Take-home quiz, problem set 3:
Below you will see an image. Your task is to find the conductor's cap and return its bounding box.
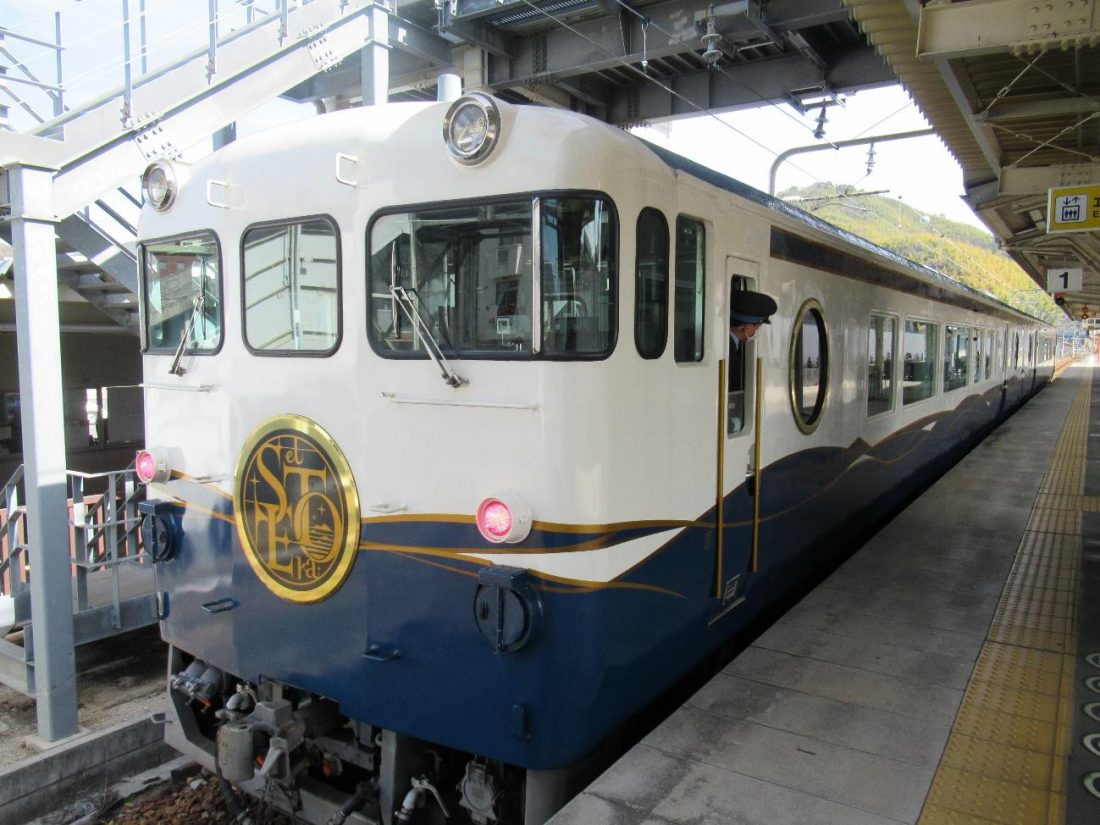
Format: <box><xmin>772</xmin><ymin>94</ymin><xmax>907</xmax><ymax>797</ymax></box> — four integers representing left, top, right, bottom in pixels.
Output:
<box><xmin>730</xmin><ymin>290</ymin><xmax>777</xmax><ymax>325</ymax></box>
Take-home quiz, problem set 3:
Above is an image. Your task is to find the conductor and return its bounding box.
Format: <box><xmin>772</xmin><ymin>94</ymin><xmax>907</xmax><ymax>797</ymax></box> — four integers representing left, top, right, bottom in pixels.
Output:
<box><xmin>728</xmin><ymin>290</ymin><xmax>777</xmax><ymax>434</ymax></box>
<box><xmin>729</xmin><ymin>289</ymin><xmax>777</xmax><ymax>350</ymax></box>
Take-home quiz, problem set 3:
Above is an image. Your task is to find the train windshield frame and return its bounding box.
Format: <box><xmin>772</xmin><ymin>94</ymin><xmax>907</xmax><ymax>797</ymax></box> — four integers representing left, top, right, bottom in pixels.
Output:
<box><xmin>140</xmin><ymin>231</ymin><xmax>223</xmax><ymax>355</ymax></box>
<box><xmin>367</xmin><ymin>192</ymin><xmax>617</xmax><ymax>360</ymax></box>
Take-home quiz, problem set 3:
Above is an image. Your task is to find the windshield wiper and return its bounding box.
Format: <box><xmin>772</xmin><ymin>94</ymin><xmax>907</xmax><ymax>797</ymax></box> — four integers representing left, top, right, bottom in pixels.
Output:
<box><xmin>169</xmin><ymin>293</ymin><xmax>204</xmax><ymax>376</ymax></box>
<box><xmin>390</xmin><ymin>285</ymin><xmax>468</xmax><ymax>388</ymax></box>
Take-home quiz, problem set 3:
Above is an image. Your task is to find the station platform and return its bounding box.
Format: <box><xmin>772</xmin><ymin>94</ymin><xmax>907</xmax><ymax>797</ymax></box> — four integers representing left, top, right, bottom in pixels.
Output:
<box><xmin>550</xmin><ymin>361</ymin><xmax>1100</xmax><ymax>825</ymax></box>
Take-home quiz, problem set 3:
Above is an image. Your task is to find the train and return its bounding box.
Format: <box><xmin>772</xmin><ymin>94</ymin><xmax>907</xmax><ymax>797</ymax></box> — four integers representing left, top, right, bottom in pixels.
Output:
<box><xmin>134</xmin><ymin>91</ymin><xmax>1055</xmax><ymax>825</ymax></box>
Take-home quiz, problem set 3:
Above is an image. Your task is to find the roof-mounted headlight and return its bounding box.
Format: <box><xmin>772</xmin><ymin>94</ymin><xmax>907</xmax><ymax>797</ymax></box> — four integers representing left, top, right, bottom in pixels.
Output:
<box><xmin>142</xmin><ymin>161</ymin><xmax>178</xmax><ymax>211</ymax></box>
<box><xmin>443</xmin><ymin>93</ymin><xmax>502</xmax><ymax>165</ymax></box>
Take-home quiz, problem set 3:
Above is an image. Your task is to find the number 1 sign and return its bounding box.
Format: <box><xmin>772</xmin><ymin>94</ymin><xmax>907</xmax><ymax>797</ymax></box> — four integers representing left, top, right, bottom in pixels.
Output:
<box><xmin>1047</xmin><ymin>268</ymin><xmax>1083</xmax><ymax>293</ymax></box>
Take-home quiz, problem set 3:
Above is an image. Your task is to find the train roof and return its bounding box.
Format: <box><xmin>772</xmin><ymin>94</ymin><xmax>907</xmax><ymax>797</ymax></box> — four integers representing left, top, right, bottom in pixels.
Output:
<box><xmin>641</xmin><ymin>140</ymin><xmax>1048</xmax><ymax>327</ymax></box>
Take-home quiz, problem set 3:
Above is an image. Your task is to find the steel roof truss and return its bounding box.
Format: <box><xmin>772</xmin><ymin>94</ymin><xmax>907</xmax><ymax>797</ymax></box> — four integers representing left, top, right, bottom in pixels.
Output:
<box><xmin>917</xmin><ymin>0</ymin><xmax>1100</xmax><ymax>60</ymax></box>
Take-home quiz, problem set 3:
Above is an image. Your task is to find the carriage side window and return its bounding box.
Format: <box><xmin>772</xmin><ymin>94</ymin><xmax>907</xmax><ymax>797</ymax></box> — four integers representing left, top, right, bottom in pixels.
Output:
<box><xmin>635</xmin><ymin>208</ymin><xmax>669</xmax><ymax>359</ymax></box>
<box><xmin>674</xmin><ymin>216</ymin><xmax>705</xmax><ymax>363</ymax></box>
<box><xmin>903</xmin><ymin>320</ymin><xmax>937</xmax><ymax>404</ymax></box>
<box><xmin>867</xmin><ymin>313</ymin><xmax>896</xmax><ymax>417</ymax></box>
<box><xmin>541</xmin><ymin>197</ymin><xmax>616</xmax><ymax>356</ymax></box>
<box><xmin>972</xmin><ymin>329</ymin><xmax>984</xmax><ymax>383</ymax></box>
<box><xmin>944</xmin><ymin>324</ymin><xmax>968</xmax><ymax>391</ymax></box>
<box><xmin>243</xmin><ymin>217</ymin><xmax>339</xmax><ymax>354</ymax></box>
<box><xmin>142</xmin><ymin>232</ymin><xmax>222</xmax><ymax>354</ymax></box>
<box><xmin>985</xmin><ymin>330</ymin><xmax>994</xmax><ymax>379</ymax></box>
<box><xmin>790</xmin><ymin>300</ymin><xmax>828</xmax><ymax>432</ymax></box>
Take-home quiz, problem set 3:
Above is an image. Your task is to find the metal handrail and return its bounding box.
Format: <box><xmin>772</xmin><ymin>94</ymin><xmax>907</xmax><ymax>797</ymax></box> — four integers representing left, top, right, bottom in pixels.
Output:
<box><xmin>0</xmin><ymin>465</ymin><xmax>28</xmax><ymax>599</ymax></box>
<box><xmin>69</xmin><ymin>464</ymin><xmax>146</xmax><ymax>626</ymax></box>
<box><xmin>16</xmin><ymin>0</ymin><xmax>312</xmax><ymax>135</ymax></box>
<box><xmin>1</xmin><ymin>462</ymin><xmax>148</xmax><ymax>610</ymax></box>
<box><xmin>69</xmin><ymin>464</ymin><xmax>145</xmax><ymax>565</ymax></box>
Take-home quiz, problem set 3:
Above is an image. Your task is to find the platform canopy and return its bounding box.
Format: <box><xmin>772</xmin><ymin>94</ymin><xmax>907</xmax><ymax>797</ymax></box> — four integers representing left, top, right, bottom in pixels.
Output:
<box><xmin>286</xmin><ymin>0</ymin><xmax>896</xmax><ymax>123</ymax></box>
<box><xmin>846</xmin><ymin>0</ymin><xmax>1100</xmax><ymax>323</ymax></box>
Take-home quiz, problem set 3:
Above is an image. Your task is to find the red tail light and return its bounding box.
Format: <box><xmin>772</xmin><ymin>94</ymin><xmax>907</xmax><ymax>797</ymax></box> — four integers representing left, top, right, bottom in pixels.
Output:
<box><xmin>135</xmin><ymin>449</ymin><xmax>171</xmax><ymax>484</ymax></box>
<box><xmin>475</xmin><ymin>492</ymin><xmax>532</xmax><ymax>544</ymax></box>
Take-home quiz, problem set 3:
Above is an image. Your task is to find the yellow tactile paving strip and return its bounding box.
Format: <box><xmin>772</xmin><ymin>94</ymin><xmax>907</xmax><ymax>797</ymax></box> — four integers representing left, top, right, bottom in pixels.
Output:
<box><xmin>919</xmin><ymin>372</ymin><xmax>1088</xmax><ymax>825</ymax></box>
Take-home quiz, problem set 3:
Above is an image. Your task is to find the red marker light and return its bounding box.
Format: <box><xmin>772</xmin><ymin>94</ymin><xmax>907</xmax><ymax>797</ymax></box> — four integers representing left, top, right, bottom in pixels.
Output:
<box><xmin>135</xmin><ymin>449</ymin><xmax>169</xmax><ymax>484</ymax></box>
<box><xmin>478</xmin><ymin>499</ymin><xmax>513</xmax><ymax>541</ymax></box>
<box><xmin>475</xmin><ymin>492</ymin><xmax>532</xmax><ymax>544</ymax></box>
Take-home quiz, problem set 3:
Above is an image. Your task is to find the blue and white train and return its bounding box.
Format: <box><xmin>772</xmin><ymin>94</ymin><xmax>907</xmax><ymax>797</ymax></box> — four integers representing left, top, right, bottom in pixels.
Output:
<box><xmin>134</xmin><ymin>92</ymin><xmax>1054</xmax><ymax>825</ymax></box>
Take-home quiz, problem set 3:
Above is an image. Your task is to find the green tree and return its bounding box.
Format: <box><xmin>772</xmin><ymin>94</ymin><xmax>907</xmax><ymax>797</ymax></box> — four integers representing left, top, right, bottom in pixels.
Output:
<box><xmin>778</xmin><ymin>185</ymin><xmax>1061</xmax><ymax>324</ymax></box>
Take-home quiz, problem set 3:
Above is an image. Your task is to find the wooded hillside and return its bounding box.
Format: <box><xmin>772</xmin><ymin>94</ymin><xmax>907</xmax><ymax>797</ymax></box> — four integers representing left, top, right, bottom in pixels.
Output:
<box><xmin>780</xmin><ymin>183</ymin><xmax>1062</xmax><ymax>324</ymax></box>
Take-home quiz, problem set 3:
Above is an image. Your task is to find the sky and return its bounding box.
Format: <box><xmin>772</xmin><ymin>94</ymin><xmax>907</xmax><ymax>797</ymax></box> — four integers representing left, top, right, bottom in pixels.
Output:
<box><xmin>633</xmin><ymin>84</ymin><xmax>985</xmax><ymax>230</ymax></box>
<box><xmin>1</xmin><ymin>0</ymin><xmax>985</xmax><ymax>231</ymax></box>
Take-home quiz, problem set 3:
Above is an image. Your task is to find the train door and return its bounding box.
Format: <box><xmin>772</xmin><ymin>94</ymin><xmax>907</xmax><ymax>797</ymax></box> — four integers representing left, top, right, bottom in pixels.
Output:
<box><xmin>713</xmin><ymin>257</ymin><xmax>760</xmax><ymax>618</ymax></box>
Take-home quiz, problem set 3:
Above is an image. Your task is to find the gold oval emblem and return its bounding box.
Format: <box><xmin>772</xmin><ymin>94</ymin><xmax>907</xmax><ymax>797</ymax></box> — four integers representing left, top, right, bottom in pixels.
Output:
<box><xmin>234</xmin><ymin>415</ymin><xmax>360</xmax><ymax>603</ymax></box>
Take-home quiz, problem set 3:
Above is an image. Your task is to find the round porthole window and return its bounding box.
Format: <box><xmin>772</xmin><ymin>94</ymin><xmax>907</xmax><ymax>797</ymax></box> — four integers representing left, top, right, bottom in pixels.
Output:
<box><xmin>789</xmin><ymin>299</ymin><xmax>828</xmax><ymax>433</ymax></box>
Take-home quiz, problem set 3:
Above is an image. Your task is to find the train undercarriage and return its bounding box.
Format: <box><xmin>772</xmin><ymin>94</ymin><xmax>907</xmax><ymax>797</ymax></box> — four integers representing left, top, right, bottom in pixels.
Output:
<box><xmin>165</xmin><ymin>647</ymin><xmax>577</xmax><ymax>825</ymax></box>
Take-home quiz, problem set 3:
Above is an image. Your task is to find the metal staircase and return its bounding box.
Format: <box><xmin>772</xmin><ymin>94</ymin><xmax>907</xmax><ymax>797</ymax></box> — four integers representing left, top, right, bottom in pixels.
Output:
<box><xmin>55</xmin><ymin>203</ymin><xmax>141</xmax><ymax>329</ymax></box>
<box><xmin>1</xmin><ymin>0</ymin><xmax>383</xmax><ymax>329</ymax></box>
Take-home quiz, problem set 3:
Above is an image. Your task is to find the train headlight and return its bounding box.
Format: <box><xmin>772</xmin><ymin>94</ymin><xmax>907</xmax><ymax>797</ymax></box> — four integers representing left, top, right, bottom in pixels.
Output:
<box><xmin>135</xmin><ymin>448</ymin><xmax>172</xmax><ymax>484</ymax></box>
<box><xmin>142</xmin><ymin>161</ymin><xmax>178</xmax><ymax>211</ymax></box>
<box><xmin>476</xmin><ymin>492</ymin><xmax>531</xmax><ymax>544</ymax></box>
<box><xmin>443</xmin><ymin>93</ymin><xmax>501</xmax><ymax>165</ymax></box>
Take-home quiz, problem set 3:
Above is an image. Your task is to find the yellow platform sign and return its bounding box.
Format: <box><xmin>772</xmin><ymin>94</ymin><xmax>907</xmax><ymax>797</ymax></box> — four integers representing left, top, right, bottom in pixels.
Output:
<box><xmin>1048</xmin><ymin>184</ymin><xmax>1100</xmax><ymax>233</ymax></box>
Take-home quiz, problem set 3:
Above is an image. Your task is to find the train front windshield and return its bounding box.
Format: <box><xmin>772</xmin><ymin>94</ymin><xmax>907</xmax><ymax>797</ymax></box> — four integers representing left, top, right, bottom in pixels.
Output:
<box><xmin>369</xmin><ymin>196</ymin><xmax>616</xmax><ymax>358</ymax></box>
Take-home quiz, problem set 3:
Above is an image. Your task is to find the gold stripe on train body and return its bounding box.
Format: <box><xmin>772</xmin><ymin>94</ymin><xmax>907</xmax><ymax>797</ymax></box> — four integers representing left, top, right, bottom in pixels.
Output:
<box><xmin>157</xmin><ymin>395</ymin><xmax>993</xmax><ymax>597</ymax></box>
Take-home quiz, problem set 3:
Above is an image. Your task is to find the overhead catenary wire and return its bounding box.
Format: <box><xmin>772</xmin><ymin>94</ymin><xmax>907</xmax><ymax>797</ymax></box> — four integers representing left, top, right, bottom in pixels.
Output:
<box><xmin>601</xmin><ymin>0</ymin><xmax>962</xmax><ymax>228</ymax></box>
<box><xmin>512</xmin><ymin>0</ymin><xmax>936</xmax><ymax>227</ymax></box>
<box><xmin>527</xmin><ymin>6</ymin><xmax>1020</xmax><ymax>304</ymax></box>
<box><xmin>512</xmin><ymin>0</ymin><xmax>826</xmax><ymax>185</ymax></box>
<box><xmin>607</xmin><ymin>0</ymin><xmax>838</xmax><ymax>144</ymax></box>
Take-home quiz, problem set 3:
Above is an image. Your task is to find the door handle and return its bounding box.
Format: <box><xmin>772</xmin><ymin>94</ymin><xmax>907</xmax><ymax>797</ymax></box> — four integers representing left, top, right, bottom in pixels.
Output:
<box><xmin>200</xmin><ymin>597</ymin><xmax>239</xmax><ymax>613</ymax></box>
<box><xmin>364</xmin><ymin>643</ymin><xmax>402</xmax><ymax>663</ymax></box>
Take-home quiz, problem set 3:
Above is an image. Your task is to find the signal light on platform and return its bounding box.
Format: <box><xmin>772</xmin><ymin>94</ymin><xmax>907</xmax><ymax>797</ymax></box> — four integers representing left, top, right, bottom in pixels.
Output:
<box><xmin>476</xmin><ymin>492</ymin><xmax>532</xmax><ymax>544</ymax></box>
<box><xmin>135</xmin><ymin>449</ymin><xmax>171</xmax><ymax>484</ymax></box>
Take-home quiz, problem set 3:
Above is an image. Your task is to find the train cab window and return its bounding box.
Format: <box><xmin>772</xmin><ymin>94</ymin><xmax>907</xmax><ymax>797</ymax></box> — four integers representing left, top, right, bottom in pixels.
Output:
<box><xmin>635</xmin><ymin>208</ymin><xmax>669</xmax><ymax>359</ymax></box>
<box><xmin>141</xmin><ymin>232</ymin><xmax>222</xmax><ymax>354</ymax></box>
<box><xmin>944</xmin><ymin>324</ymin><xmax>969</xmax><ymax>391</ymax></box>
<box><xmin>789</xmin><ymin>300</ymin><xmax>827</xmax><ymax>432</ymax></box>
<box><xmin>368</xmin><ymin>195</ymin><xmax>616</xmax><ymax>359</ymax></box>
<box><xmin>243</xmin><ymin>217</ymin><xmax>339</xmax><ymax>354</ymax></box>
<box><xmin>673</xmin><ymin>217</ymin><xmax>705</xmax><ymax>363</ymax></box>
<box><xmin>903</xmin><ymin>319</ymin><xmax>937</xmax><ymax>404</ymax></box>
<box><xmin>867</xmin><ymin>313</ymin><xmax>896</xmax><ymax>416</ymax></box>
<box><xmin>370</xmin><ymin>199</ymin><xmax>533</xmax><ymax>356</ymax></box>
<box><xmin>540</xmin><ymin>197</ymin><xmax>616</xmax><ymax>356</ymax></box>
